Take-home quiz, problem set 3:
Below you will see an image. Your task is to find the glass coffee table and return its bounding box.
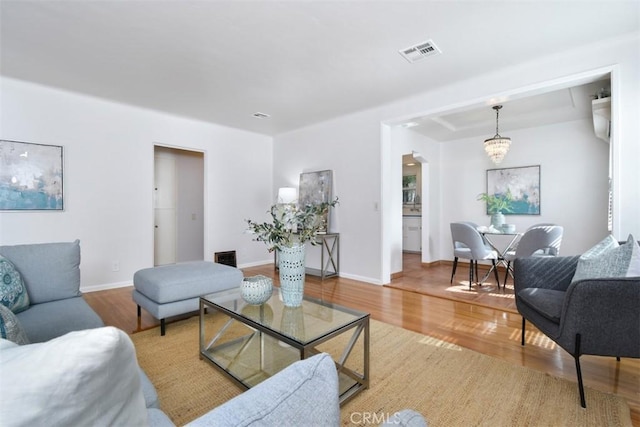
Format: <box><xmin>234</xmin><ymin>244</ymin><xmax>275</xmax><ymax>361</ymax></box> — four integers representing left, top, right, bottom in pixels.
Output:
<box><xmin>199</xmin><ymin>287</ymin><xmax>370</xmax><ymax>405</ymax></box>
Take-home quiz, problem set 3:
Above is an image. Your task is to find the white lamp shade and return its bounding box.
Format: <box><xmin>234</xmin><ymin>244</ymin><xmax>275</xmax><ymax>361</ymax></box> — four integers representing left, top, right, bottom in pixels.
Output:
<box><xmin>277</xmin><ymin>187</ymin><xmax>297</xmax><ymax>204</ymax></box>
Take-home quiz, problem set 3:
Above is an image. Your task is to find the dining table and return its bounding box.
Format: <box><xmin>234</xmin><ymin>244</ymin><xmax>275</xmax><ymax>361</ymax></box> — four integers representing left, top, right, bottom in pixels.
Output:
<box><xmin>478</xmin><ymin>228</ymin><xmax>523</xmax><ymax>284</ymax></box>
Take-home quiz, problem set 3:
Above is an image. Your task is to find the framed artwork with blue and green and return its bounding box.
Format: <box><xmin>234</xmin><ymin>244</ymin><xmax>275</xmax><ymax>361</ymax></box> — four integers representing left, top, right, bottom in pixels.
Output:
<box><xmin>486</xmin><ymin>165</ymin><xmax>540</xmax><ymax>215</ymax></box>
<box><xmin>0</xmin><ymin>140</ymin><xmax>64</xmax><ymax>211</ymax></box>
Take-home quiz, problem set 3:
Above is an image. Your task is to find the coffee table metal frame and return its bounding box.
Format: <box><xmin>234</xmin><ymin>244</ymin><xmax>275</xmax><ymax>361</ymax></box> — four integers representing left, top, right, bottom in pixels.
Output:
<box><xmin>199</xmin><ymin>288</ymin><xmax>369</xmax><ymax>405</ymax></box>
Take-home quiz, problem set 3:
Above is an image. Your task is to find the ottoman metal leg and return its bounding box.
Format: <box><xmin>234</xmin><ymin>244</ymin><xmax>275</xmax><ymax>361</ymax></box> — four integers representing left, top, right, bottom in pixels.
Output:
<box><xmin>138</xmin><ymin>303</ymin><xmax>166</xmax><ymax>336</ymax></box>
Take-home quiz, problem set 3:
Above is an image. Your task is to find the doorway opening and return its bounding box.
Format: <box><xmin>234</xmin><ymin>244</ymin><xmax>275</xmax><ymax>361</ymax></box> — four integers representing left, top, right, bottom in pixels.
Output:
<box><xmin>402</xmin><ymin>153</ymin><xmax>422</xmax><ymax>255</ymax></box>
<box><xmin>153</xmin><ymin>146</ymin><xmax>205</xmax><ymax>266</ymax></box>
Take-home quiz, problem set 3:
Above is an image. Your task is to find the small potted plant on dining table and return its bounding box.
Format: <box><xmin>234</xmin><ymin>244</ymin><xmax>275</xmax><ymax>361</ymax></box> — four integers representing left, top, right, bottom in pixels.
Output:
<box><xmin>477</xmin><ymin>190</ymin><xmax>513</xmax><ymax>229</ymax></box>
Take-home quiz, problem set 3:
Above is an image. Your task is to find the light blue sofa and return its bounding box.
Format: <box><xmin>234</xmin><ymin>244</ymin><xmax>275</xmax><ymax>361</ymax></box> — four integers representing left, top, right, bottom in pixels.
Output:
<box><xmin>0</xmin><ymin>240</ymin><xmax>104</xmax><ymax>342</ymax></box>
<box><xmin>0</xmin><ymin>241</ymin><xmax>426</xmax><ymax>427</ymax></box>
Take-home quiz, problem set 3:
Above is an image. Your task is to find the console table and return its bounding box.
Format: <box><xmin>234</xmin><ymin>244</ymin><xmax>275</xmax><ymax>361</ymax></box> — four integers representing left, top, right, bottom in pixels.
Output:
<box><xmin>306</xmin><ymin>233</ymin><xmax>339</xmax><ymax>280</ymax></box>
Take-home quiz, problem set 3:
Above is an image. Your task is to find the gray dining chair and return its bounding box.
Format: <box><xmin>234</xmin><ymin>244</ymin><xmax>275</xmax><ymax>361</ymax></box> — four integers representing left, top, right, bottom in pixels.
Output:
<box><xmin>450</xmin><ymin>222</ymin><xmax>500</xmax><ymax>290</ymax></box>
<box><xmin>503</xmin><ymin>224</ymin><xmax>564</xmax><ymax>286</ymax></box>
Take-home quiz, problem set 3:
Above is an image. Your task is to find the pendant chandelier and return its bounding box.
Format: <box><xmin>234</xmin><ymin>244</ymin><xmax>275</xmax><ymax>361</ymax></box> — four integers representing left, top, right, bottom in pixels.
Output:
<box><xmin>484</xmin><ymin>105</ymin><xmax>511</xmax><ymax>164</ymax></box>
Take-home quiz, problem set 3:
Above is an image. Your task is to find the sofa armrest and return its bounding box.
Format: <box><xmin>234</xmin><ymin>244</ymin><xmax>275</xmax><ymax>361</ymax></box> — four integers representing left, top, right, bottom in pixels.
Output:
<box><xmin>186</xmin><ymin>353</ymin><xmax>339</xmax><ymax>427</ymax></box>
<box><xmin>514</xmin><ymin>255</ymin><xmax>580</xmax><ymax>294</ymax></box>
<box><xmin>558</xmin><ymin>277</ymin><xmax>640</xmax><ymax>357</ymax></box>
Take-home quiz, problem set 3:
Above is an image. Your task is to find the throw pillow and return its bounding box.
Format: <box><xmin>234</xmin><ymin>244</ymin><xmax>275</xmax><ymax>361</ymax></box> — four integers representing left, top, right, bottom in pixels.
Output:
<box><xmin>0</xmin><ymin>255</ymin><xmax>30</xmax><ymax>313</ymax></box>
<box><xmin>572</xmin><ymin>234</ymin><xmax>640</xmax><ymax>283</ymax></box>
<box><xmin>0</xmin><ymin>327</ymin><xmax>148</xmax><ymax>426</ymax></box>
<box><xmin>0</xmin><ymin>304</ymin><xmax>30</xmax><ymax>345</ymax></box>
<box><xmin>0</xmin><ymin>338</ymin><xmax>19</xmax><ymax>350</ymax></box>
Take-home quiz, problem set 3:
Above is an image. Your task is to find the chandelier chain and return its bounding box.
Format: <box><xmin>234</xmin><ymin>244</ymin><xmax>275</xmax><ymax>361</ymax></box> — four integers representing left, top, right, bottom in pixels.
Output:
<box><xmin>493</xmin><ymin>105</ymin><xmax>502</xmax><ymax>136</ymax></box>
<box><xmin>484</xmin><ymin>105</ymin><xmax>510</xmax><ymax>165</ymax></box>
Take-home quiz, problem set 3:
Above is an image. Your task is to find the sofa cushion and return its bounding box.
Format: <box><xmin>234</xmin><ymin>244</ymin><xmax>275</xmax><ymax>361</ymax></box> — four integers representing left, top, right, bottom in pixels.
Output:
<box><xmin>15</xmin><ymin>296</ymin><xmax>104</xmax><ymax>343</ymax></box>
<box><xmin>517</xmin><ymin>288</ymin><xmax>566</xmax><ymax>323</ymax></box>
<box><xmin>0</xmin><ymin>255</ymin><xmax>30</xmax><ymax>313</ymax></box>
<box><xmin>572</xmin><ymin>234</ymin><xmax>640</xmax><ymax>283</ymax></box>
<box><xmin>0</xmin><ymin>337</ymin><xmax>19</xmax><ymax>350</ymax></box>
<box><xmin>0</xmin><ymin>304</ymin><xmax>29</xmax><ymax>345</ymax></box>
<box><xmin>0</xmin><ymin>240</ymin><xmax>81</xmax><ymax>304</ymax></box>
<box><xmin>186</xmin><ymin>353</ymin><xmax>340</xmax><ymax>427</ymax></box>
<box><xmin>0</xmin><ymin>327</ymin><xmax>148</xmax><ymax>426</ymax></box>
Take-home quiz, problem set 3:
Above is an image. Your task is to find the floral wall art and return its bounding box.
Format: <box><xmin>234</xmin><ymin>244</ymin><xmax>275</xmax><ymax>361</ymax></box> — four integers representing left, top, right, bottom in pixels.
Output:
<box><xmin>486</xmin><ymin>165</ymin><xmax>540</xmax><ymax>215</ymax></box>
<box><xmin>0</xmin><ymin>140</ymin><xmax>64</xmax><ymax>210</ymax></box>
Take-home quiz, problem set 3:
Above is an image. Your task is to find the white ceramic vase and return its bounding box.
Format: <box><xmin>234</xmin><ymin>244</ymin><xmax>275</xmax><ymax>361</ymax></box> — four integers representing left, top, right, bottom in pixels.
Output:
<box><xmin>278</xmin><ymin>243</ymin><xmax>306</xmax><ymax>307</ymax></box>
<box><xmin>491</xmin><ymin>212</ymin><xmax>505</xmax><ymax>229</ymax></box>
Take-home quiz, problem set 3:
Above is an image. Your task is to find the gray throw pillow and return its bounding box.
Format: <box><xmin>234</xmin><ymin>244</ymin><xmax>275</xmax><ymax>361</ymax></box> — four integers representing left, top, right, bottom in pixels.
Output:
<box><xmin>0</xmin><ymin>304</ymin><xmax>30</xmax><ymax>345</ymax></box>
<box><xmin>571</xmin><ymin>234</ymin><xmax>640</xmax><ymax>283</ymax></box>
<box><xmin>0</xmin><ymin>255</ymin><xmax>30</xmax><ymax>313</ymax></box>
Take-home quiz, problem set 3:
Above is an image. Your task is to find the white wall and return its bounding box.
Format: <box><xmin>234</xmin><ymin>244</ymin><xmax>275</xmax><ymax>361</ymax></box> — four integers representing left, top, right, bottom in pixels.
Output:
<box><xmin>273</xmin><ymin>113</ymin><xmax>383</xmax><ymax>284</ymax></box>
<box><xmin>0</xmin><ymin>77</ymin><xmax>273</xmax><ymax>291</ymax></box>
<box><xmin>274</xmin><ymin>34</ymin><xmax>639</xmax><ymax>285</ymax></box>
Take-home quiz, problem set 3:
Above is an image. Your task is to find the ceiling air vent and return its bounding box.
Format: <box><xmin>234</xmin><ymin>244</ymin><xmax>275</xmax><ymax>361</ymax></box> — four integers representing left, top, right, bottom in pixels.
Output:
<box><xmin>399</xmin><ymin>39</ymin><xmax>441</xmax><ymax>63</ymax></box>
<box><xmin>252</xmin><ymin>112</ymin><xmax>270</xmax><ymax>119</ymax></box>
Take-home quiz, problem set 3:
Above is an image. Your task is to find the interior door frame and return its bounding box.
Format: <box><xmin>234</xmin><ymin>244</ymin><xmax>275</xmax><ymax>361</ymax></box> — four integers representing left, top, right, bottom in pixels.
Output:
<box><xmin>152</xmin><ymin>143</ymin><xmax>207</xmax><ymax>265</ymax></box>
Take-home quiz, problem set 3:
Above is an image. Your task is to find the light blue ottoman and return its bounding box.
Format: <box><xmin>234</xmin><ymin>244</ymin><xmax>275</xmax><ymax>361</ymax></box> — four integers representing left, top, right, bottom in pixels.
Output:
<box><xmin>132</xmin><ymin>261</ymin><xmax>243</xmax><ymax>335</ymax></box>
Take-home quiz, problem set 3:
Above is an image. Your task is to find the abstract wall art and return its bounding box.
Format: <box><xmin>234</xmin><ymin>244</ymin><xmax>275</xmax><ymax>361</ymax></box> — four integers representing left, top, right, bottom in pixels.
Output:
<box><xmin>0</xmin><ymin>140</ymin><xmax>64</xmax><ymax>210</ymax></box>
<box><xmin>299</xmin><ymin>170</ymin><xmax>333</xmax><ymax>232</ymax></box>
<box><xmin>486</xmin><ymin>165</ymin><xmax>540</xmax><ymax>215</ymax></box>
<box><xmin>299</xmin><ymin>170</ymin><xmax>333</xmax><ymax>206</ymax></box>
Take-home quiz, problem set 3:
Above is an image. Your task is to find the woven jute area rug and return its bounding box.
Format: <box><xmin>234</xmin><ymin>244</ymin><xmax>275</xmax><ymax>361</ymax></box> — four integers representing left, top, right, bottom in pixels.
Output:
<box><xmin>130</xmin><ymin>314</ymin><xmax>631</xmax><ymax>426</ymax></box>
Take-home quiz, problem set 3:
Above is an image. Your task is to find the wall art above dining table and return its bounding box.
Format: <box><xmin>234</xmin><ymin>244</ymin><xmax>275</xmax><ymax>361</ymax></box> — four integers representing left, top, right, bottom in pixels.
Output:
<box><xmin>486</xmin><ymin>165</ymin><xmax>540</xmax><ymax>215</ymax></box>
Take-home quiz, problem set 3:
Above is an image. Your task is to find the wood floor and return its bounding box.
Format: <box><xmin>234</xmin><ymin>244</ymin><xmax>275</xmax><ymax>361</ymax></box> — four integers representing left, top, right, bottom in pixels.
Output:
<box><xmin>84</xmin><ymin>255</ymin><xmax>640</xmax><ymax>425</ymax></box>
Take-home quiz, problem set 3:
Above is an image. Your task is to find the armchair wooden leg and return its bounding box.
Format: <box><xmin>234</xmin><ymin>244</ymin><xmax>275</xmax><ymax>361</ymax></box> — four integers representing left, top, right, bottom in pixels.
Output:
<box><xmin>521</xmin><ymin>317</ymin><xmax>526</xmax><ymax>346</ymax></box>
<box><xmin>574</xmin><ymin>333</ymin><xmax>586</xmax><ymax>408</ymax></box>
<box><xmin>468</xmin><ymin>260</ymin><xmax>474</xmax><ymax>290</ymax></box>
<box><xmin>450</xmin><ymin>257</ymin><xmax>458</xmax><ymax>283</ymax></box>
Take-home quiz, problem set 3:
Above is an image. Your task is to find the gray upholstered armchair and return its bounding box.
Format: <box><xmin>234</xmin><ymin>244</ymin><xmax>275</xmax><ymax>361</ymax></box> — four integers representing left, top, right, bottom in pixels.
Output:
<box><xmin>514</xmin><ymin>255</ymin><xmax>640</xmax><ymax>407</ymax></box>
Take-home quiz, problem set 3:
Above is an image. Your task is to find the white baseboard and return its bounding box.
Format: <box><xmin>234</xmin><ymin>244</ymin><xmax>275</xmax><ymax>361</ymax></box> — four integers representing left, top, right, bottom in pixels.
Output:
<box><xmin>337</xmin><ymin>272</ymin><xmax>383</xmax><ymax>286</ymax></box>
<box><xmin>237</xmin><ymin>259</ymin><xmax>273</xmax><ymax>269</ymax></box>
<box><xmin>81</xmin><ymin>281</ymin><xmax>132</xmax><ymax>293</ymax></box>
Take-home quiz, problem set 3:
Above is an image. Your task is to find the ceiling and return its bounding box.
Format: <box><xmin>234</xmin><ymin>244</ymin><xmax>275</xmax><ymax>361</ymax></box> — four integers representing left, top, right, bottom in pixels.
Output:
<box><xmin>1</xmin><ymin>1</ymin><xmax>638</xmax><ymax>137</ymax></box>
<box><xmin>408</xmin><ymin>79</ymin><xmax>611</xmax><ymax>141</ymax></box>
